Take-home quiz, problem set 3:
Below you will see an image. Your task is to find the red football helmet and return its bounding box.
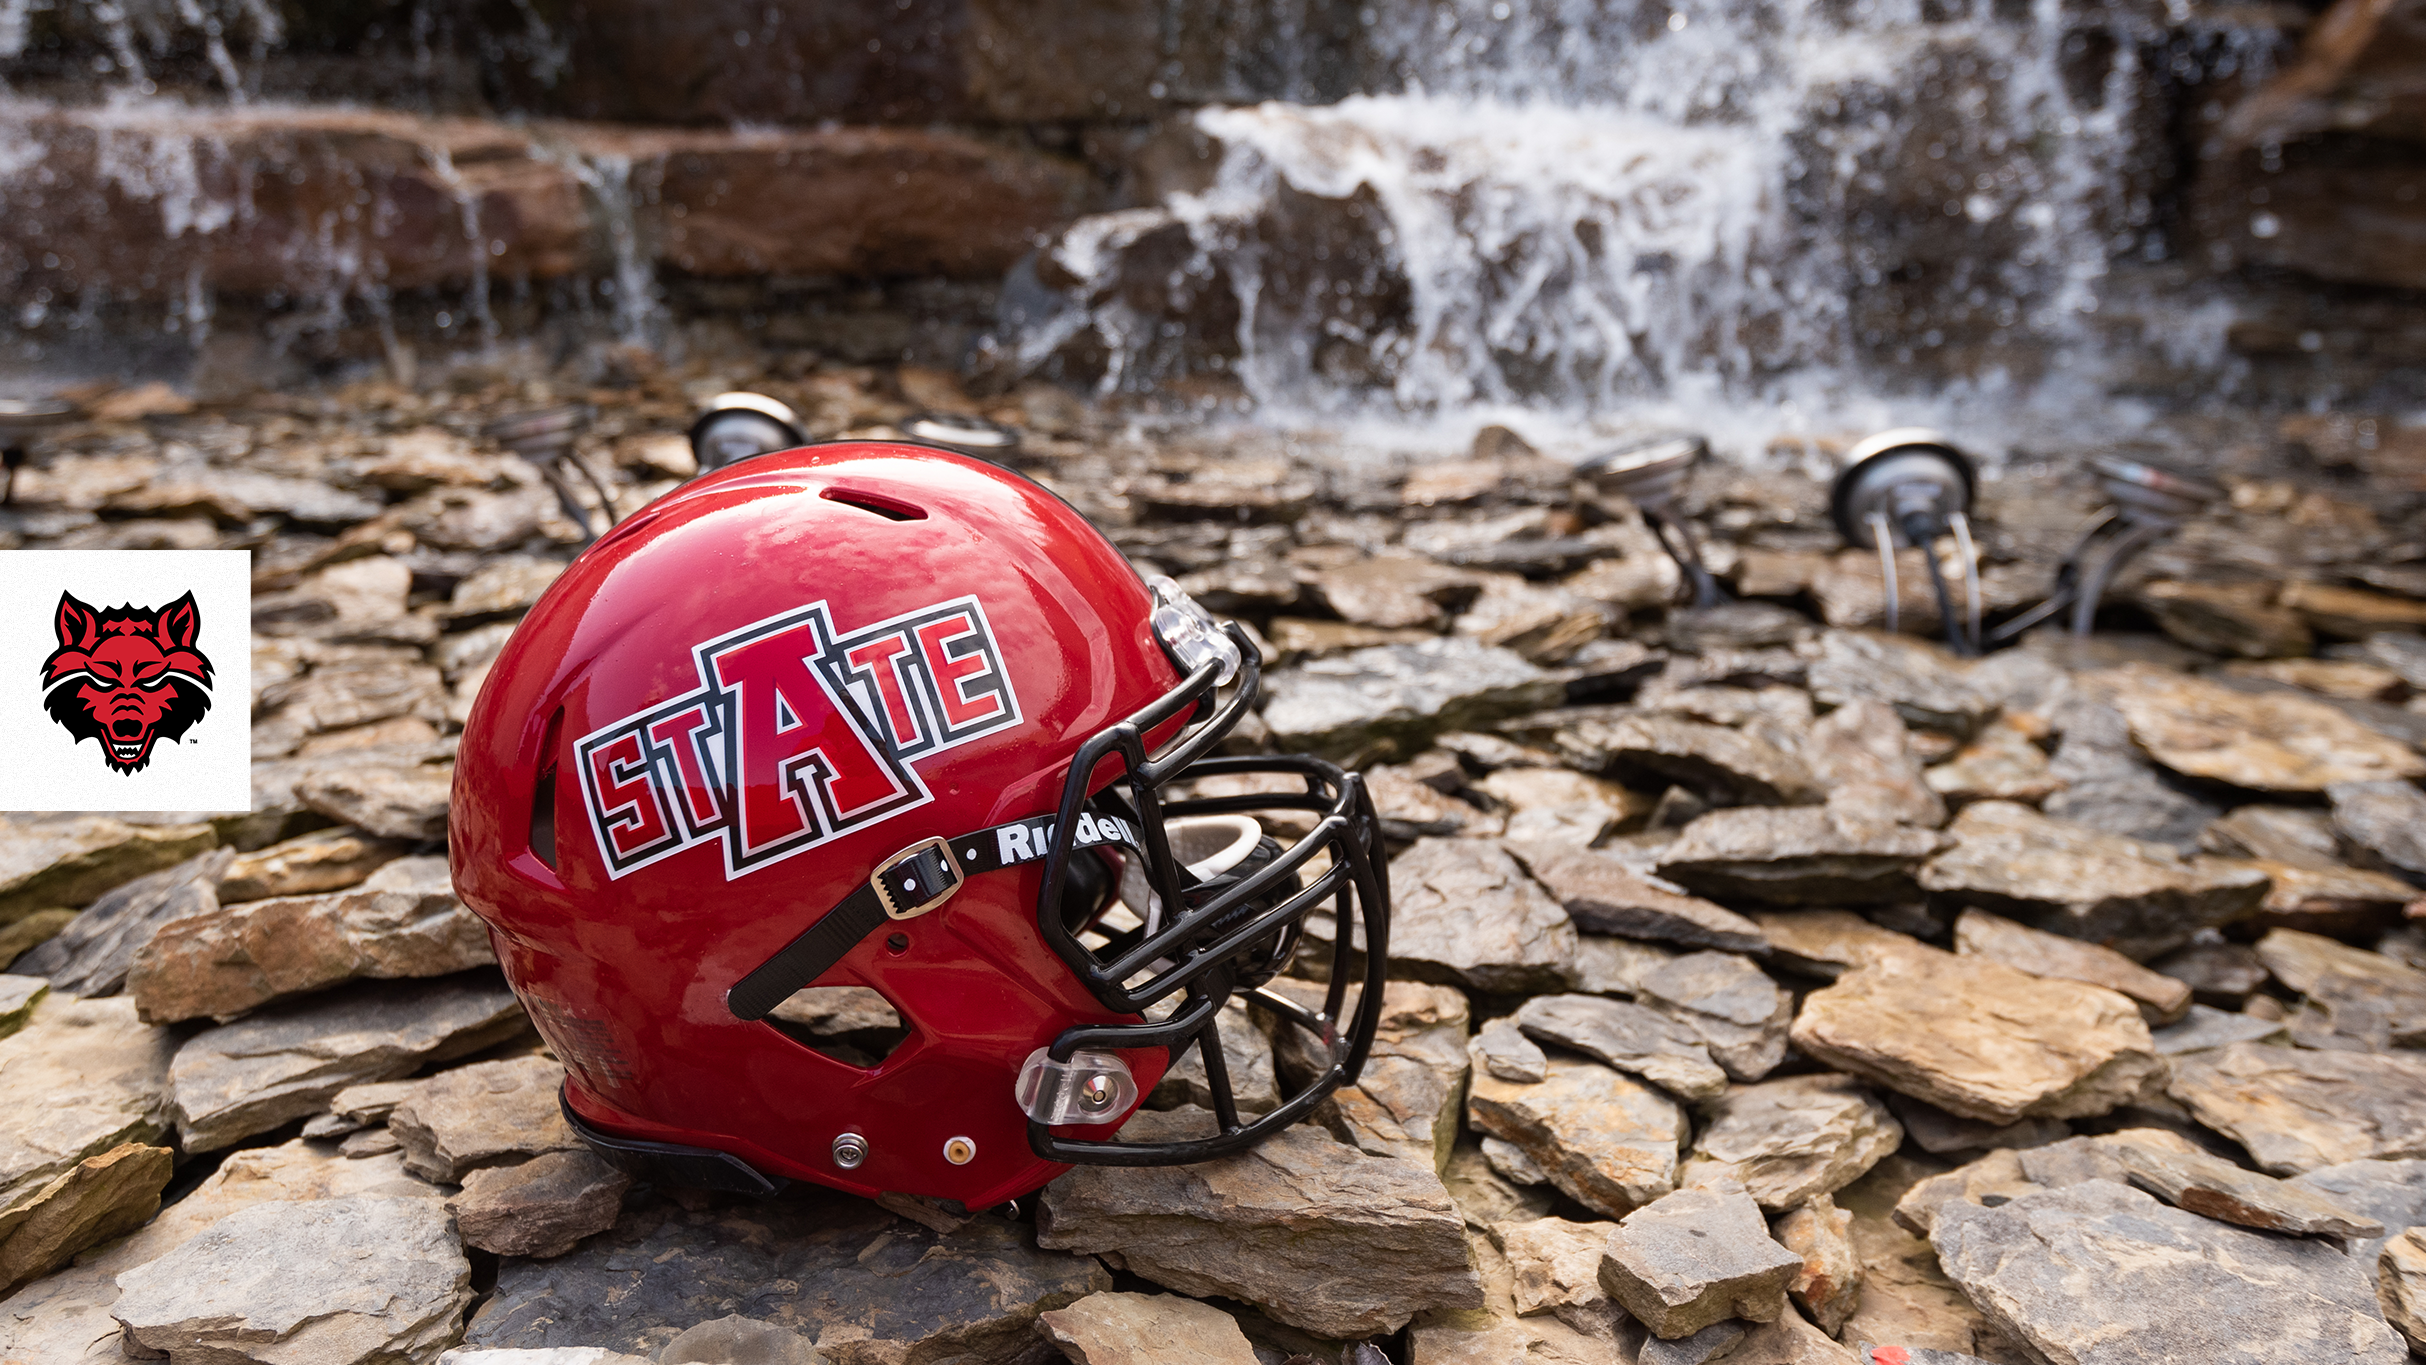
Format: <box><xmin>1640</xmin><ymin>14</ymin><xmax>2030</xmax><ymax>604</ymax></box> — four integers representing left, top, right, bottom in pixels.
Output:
<box><xmin>450</xmin><ymin>441</ymin><xmax>1391</xmax><ymax>1209</ymax></box>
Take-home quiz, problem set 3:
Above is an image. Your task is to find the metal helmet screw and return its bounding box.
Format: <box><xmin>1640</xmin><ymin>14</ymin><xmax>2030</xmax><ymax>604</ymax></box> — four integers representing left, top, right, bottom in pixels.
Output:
<box><xmin>1829</xmin><ymin>428</ymin><xmax>1983</xmax><ymax>655</ymax></box>
<box><xmin>1078</xmin><ymin>1073</ymin><xmax>1117</xmax><ymax>1112</ymax></box>
<box><xmin>831</xmin><ymin>1132</ymin><xmax>869</xmax><ymax>1169</ymax></box>
<box><xmin>942</xmin><ymin>1135</ymin><xmax>977</xmax><ymax>1165</ymax></box>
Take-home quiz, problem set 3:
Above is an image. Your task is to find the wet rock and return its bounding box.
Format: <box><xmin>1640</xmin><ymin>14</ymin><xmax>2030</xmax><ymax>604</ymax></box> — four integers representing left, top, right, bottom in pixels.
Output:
<box><xmin>1500</xmin><ymin>1216</ymin><xmax>1619</xmax><ymax>1321</ymax></box>
<box><xmin>1037</xmin><ymin>1106</ymin><xmax>1478</xmax><ymax>1338</ymax></box>
<box><xmin>1749</xmin><ymin>911</ymin><xmax>1931</xmax><ymax>981</ymax></box>
<box><xmin>1931</xmin><ymin>1180</ymin><xmax>2407</xmax><ymax>1364</ymax></box>
<box><xmin>1924</xmin><ymin>716</ymin><xmax>2063</xmax><ymax>807</ymax></box>
<box><xmin>1772</xmin><ymin>1194</ymin><xmax>1861</xmax><ymax>1334</ymax></box>
<box><xmin>0</xmin><ymin>1142</ymin><xmax>171</xmax><ymax>1297</ymax></box>
<box><xmin>1679</xmin><ymin>1075</ymin><xmax>1904</xmax><ymax>1212</ymax></box>
<box><xmin>2167</xmin><ymin>1042</ymin><xmax>2426</xmax><ymax>1174</ymax></box>
<box><xmin>1035</xmin><ymin>1290</ymin><xmax>1260</xmax><ymax>1365</ymax></box>
<box><xmin>1806</xmin><ymin>632</ymin><xmax>1995</xmax><ymax>738</ymax></box>
<box><xmin>2108</xmin><ymin>1136</ymin><xmax>2383</xmax><ymax>1238</ymax></box>
<box><xmin>2149</xmin><ymin>940</ymin><xmax>2270</xmax><ymax>1007</ymax></box>
<box><xmin>1467</xmin><ymin>1056</ymin><xmax>1688</xmax><ymax>1218</ymax></box>
<box><xmin>112</xmin><ymin>1195</ymin><xmax>474</xmax><ymax>1365</ymax></box>
<box><xmin>390</xmin><ymin>1055</ymin><xmax>580</xmax><ymax>1183</ymax></box>
<box><xmin>1272</xmin><ymin>979</ymin><xmax>1470</xmax><ymax>1173</ymax></box>
<box><xmin>1513</xmin><ymin>994</ymin><xmax>1728</xmax><ymax>1105</ymax></box>
<box><xmin>1261</xmin><ymin>638</ymin><xmax>1560</xmax><ymax>762</ymax></box>
<box><xmin>129</xmin><ymin>878</ymin><xmax>493</xmax><ymax>1025</ymax></box>
<box><xmin>1655</xmin><ymin>806</ymin><xmax>1949</xmax><ymax>907</ymax></box>
<box><xmin>1351</xmin><ymin>838</ymin><xmax>1575</xmax><ymax>993</ymax></box>
<box><xmin>2329</xmin><ymin>779</ymin><xmax>2426</xmax><ymax>881</ymax></box>
<box><xmin>0</xmin><ymin>995</ymin><xmax>174</xmax><ymax>1219</ymax></box>
<box><xmin>1915</xmin><ymin>801</ymin><xmax>2270</xmax><ymax>960</ymax></box>
<box><xmin>218</xmin><ymin>828</ymin><xmax>414</xmax><ymax>904</ymax></box>
<box><xmin>2380</xmin><ymin>1229</ymin><xmax>2426</xmax><ymax>1354</ymax></box>
<box><xmin>0</xmin><ymin>816</ymin><xmax>217</xmax><ymax>926</ymax></box>
<box><xmin>1474</xmin><ymin>769</ymin><xmax>1647</xmax><ymax>846</ymax></box>
<box><xmin>171</xmin><ymin>973</ymin><xmax>528</xmax><ymax>1151</ymax></box>
<box><xmin>0</xmin><ymin>910</ymin><xmax>73</xmax><ymax>974</ymax></box>
<box><xmin>2256</xmin><ymin>927</ymin><xmax>2426</xmax><ymax>1051</ymax></box>
<box><xmin>10</xmin><ymin>847</ymin><xmax>232</xmax><ymax>998</ymax></box>
<box><xmin>296</xmin><ymin>759</ymin><xmax>455</xmax><ymax>840</ymax></box>
<box><xmin>1598</xmin><ymin>1180</ymin><xmax>1802</xmax><ymax>1339</ymax></box>
<box><xmin>1953</xmin><ymin>909</ymin><xmax>2191</xmax><ymax>1025</ymax></box>
<box><xmin>0</xmin><ymin>1138</ymin><xmax>440</xmax><ymax>1363</ymax></box>
<box><xmin>1884</xmin><ymin>1095</ymin><xmax>2068</xmax><ymax>1156</ymax></box>
<box><xmin>1804</xmin><ymin>699</ymin><xmax>1947</xmax><ymax>828</ymax></box>
<box><xmin>1616</xmin><ymin>948</ymin><xmax>1792</xmax><ymax>1083</ymax></box>
<box><xmin>2147</xmin><ymin>1004</ymin><xmax>2286</xmax><ymax>1055</ymax></box>
<box><xmin>0</xmin><ymin>976</ymin><xmax>43</xmax><ymax>1040</ymax></box>
<box><xmin>1543</xmin><ymin>712</ymin><xmax>1821</xmax><ymax>807</ymax></box>
<box><xmin>451</xmin><ymin>1149</ymin><xmax>633</xmax><ymax>1260</ymax></box>
<box><xmin>1504</xmin><ymin>843</ymin><xmax>1761</xmax><ymax>952</ymax></box>
<box><xmin>1148</xmin><ymin>996</ymin><xmax>1280</xmax><ymax>1116</ymax></box>
<box><xmin>1790</xmin><ymin>946</ymin><xmax>2165</xmax><ymax>1124</ymax></box>
<box><xmin>2095</xmin><ymin>664</ymin><xmax>2426</xmax><ymax>791</ymax></box>
<box><xmin>1470</xmin><ymin>1018</ymin><xmax>1549</xmax><ymax>1083</ymax></box>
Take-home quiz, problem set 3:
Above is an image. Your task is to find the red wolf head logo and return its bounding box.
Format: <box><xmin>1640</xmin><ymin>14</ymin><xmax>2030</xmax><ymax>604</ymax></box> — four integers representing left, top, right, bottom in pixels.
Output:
<box><xmin>42</xmin><ymin>591</ymin><xmax>215</xmax><ymax>774</ymax></box>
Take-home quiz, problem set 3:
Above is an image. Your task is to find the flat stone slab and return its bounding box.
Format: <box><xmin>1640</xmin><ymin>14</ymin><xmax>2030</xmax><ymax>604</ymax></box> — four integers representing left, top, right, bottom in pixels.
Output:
<box><xmin>113</xmin><ymin>1195</ymin><xmax>473</xmax><ymax>1365</ymax></box>
<box><xmin>1932</xmin><ymin>1180</ymin><xmax>2408</xmax><ymax>1364</ymax></box>
<box><xmin>1804</xmin><ymin>698</ymin><xmax>1946</xmax><ymax>829</ymax></box>
<box><xmin>1469</xmin><ymin>1018</ymin><xmax>1547</xmax><ymax>1083</ymax></box>
<box><xmin>1619</xmin><ymin>948</ymin><xmax>1791</xmax><ymax>1083</ymax></box>
<box><xmin>2148</xmin><ymin>1003</ymin><xmax>2285</xmax><ymax>1055</ymax></box>
<box><xmin>1749</xmin><ymin>911</ymin><xmax>1932</xmax><ymax>981</ymax></box>
<box><xmin>2108</xmin><ymin>1137</ymin><xmax>2383</xmax><ymax>1238</ymax></box>
<box><xmin>389</xmin><ymin>1055</ymin><xmax>580</xmax><ymax>1183</ymax></box>
<box><xmin>2286</xmin><ymin>1159</ymin><xmax>2426</xmax><ymax>1273</ymax></box>
<box><xmin>473</xmin><ymin>1188</ymin><xmax>1108</xmax><ymax>1364</ymax></box>
<box><xmin>1467</xmin><ymin>1056</ymin><xmax>1687</xmax><ymax>1219</ymax></box>
<box><xmin>2255</xmin><ymin>927</ymin><xmax>2426</xmax><ymax>1052</ymax></box>
<box><xmin>1953</xmin><ymin>908</ymin><xmax>2191</xmax><ymax>1025</ymax></box>
<box><xmin>0</xmin><ymin>994</ymin><xmax>174</xmax><ymax>1218</ymax></box>
<box><xmin>1499</xmin><ymin>1216</ymin><xmax>1617</xmax><ymax>1319</ymax></box>
<box><xmin>1678</xmin><ymin>1074</ymin><xmax>1903</xmax><ymax>1212</ymax></box>
<box><xmin>1655</xmin><ymin>806</ymin><xmax>1949</xmax><ymax>907</ymax></box>
<box><xmin>1546</xmin><ymin>712</ymin><xmax>1822</xmax><ymax>807</ymax></box>
<box><xmin>1353</xmin><ymin>838</ymin><xmax>1576</xmax><ymax>993</ymax></box>
<box><xmin>0</xmin><ymin>1142</ymin><xmax>171</xmax><ymax>1299</ymax></box>
<box><xmin>13</xmin><ymin>848</ymin><xmax>232</xmax><ymax>998</ymax></box>
<box><xmin>1790</xmin><ymin>946</ymin><xmax>2165</xmax><ymax>1124</ymax></box>
<box><xmin>2380</xmin><ymin>1229</ymin><xmax>2426</xmax><ymax>1355</ymax></box>
<box><xmin>2095</xmin><ymin>664</ymin><xmax>2426</xmax><ymax>791</ymax></box>
<box><xmin>1503</xmin><ymin>842</ymin><xmax>1764</xmax><ymax>953</ymax></box>
<box><xmin>1598</xmin><ymin>1180</ymin><xmax>1801</xmax><ymax>1340</ymax></box>
<box><xmin>1916</xmin><ymin>800</ymin><xmax>2269</xmax><ymax>960</ymax></box>
<box><xmin>1806</xmin><ymin>631</ymin><xmax>1996</xmax><ymax>737</ymax></box>
<box><xmin>1774</xmin><ymin>1193</ymin><xmax>1861</xmax><ymax>1335</ymax></box>
<box><xmin>1513</xmin><ymin>993</ymin><xmax>1727</xmax><ymax>1104</ymax></box>
<box><xmin>0</xmin><ymin>815</ymin><xmax>216</xmax><ymax>926</ymax></box>
<box><xmin>1261</xmin><ymin>637</ymin><xmax>1560</xmax><ymax>762</ymax></box>
<box><xmin>218</xmin><ymin>828</ymin><xmax>414</xmax><ymax>904</ymax></box>
<box><xmin>2329</xmin><ymin>779</ymin><xmax>2426</xmax><ymax>879</ymax></box>
<box><xmin>2167</xmin><ymin>1042</ymin><xmax>2426</xmax><ymax>1174</ymax></box>
<box><xmin>129</xmin><ymin>881</ymin><xmax>495</xmax><ymax>1024</ymax></box>
<box><xmin>171</xmin><ymin>972</ymin><xmax>529</xmax><ymax>1151</ymax></box>
<box><xmin>1036</xmin><ymin>1107</ymin><xmax>1479</xmax><ymax>1339</ymax></box>
<box><xmin>1270</xmin><ymin>978</ymin><xmax>1470</xmax><ymax>1173</ymax></box>
<box><xmin>1890</xmin><ymin>1130</ymin><xmax>2205</xmax><ymax>1238</ymax></box>
<box><xmin>1034</xmin><ymin>1290</ymin><xmax>1261</xmax><ymax>1365</ymax></box>
<box><xmin>452</xmin><ymin>1150</ymin><xmax>635</xmax><ymax>1260</ymax></box>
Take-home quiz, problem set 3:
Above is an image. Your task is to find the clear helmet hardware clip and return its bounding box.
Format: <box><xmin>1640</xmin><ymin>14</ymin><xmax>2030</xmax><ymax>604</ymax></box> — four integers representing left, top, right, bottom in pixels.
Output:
<box><xmin>1829</xmin><ymin>428</ymin><xmax>1984</xmax><ymax>656</ymax></box>
<box><xmin>1575</xmin><ymin>433</ymin><xmax>1721</xmax><ymax>609</ymax></box>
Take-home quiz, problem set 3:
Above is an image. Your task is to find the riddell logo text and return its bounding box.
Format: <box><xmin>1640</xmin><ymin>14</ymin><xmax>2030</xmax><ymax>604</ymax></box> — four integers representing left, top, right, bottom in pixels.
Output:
<box><xmin>575</xmin><ymin>595</ymin><xmax>1021</xmax><ymax>879</ymax></box>
<box><xmin>41</xmin><ymin>591</ymin><xmax>215</xmax><ymax>775</ymax></box>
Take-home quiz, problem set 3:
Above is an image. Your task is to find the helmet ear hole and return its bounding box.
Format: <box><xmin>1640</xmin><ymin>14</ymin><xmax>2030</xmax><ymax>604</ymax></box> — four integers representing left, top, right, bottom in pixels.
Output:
<box><xmin>765</xmin><ymin>985</ymin><xmax>913</xmax><ymax>1069</ymax></box>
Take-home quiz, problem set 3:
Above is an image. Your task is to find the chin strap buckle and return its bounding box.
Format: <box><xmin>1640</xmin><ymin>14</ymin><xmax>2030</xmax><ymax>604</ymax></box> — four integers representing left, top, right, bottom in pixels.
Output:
<box><xmin>871</xmin><ymin>837</ymin><xmax>964</xmax><ymax>921</ymax></box>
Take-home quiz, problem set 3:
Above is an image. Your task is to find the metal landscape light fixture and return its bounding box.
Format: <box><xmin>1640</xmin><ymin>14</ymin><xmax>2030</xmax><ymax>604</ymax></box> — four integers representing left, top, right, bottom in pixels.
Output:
<box><xmin>1830</xmin><ymin>428</ymin><xmax>1983</xmax><ymax>655</ymax></box>
<box><xmin>1576</xmin><ymin>432</ymin><xmax>1722</xmax><ymax>607</ymax></box>
<box><xmin>0</xmin><ymin>398</ymin><xmax>80</xmax><ymax>506</ymax></box>
<box><xmin>1987</xmin><ymin>451</ymin><xmax>2226</xmax><ymax>642</ymax></box>
<box><xmin>688</xmin><ymin>392</ymin><xmax>807</xmax><ymax>472</ymax></box>
<box><xmin>901</xmin><ymin>411</ymin><xmax>1022</xmax><ymax>461</ymax></box>
<box><xmin>486</xmin><ymin>404</ymin><xmax>616</xmax><ymax>542</ymax></box>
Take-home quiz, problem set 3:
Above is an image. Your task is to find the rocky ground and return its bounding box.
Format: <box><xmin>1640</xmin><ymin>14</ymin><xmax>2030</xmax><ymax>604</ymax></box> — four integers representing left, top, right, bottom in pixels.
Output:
<box><xmin>1</xmin><ymin>351</ymin><xmax>2425</xmax><ymax>1365</ymax></box>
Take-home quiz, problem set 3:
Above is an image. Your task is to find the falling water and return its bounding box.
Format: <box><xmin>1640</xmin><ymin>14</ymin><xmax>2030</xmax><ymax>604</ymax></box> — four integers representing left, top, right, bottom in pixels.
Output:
<box><xmin>1028</xmin><ymin>0</ymin><xmax>2277</xmax><ymax>450</ymax></box>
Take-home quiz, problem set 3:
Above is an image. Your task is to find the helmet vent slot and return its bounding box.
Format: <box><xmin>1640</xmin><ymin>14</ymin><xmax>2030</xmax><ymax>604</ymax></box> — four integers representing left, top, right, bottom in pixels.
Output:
<box><xmin>529</xmin><ymin>705</ymin><xmax>566</xmax><ymax>870</ymax></box>
<box><xmin>821</xmin><ymin>486</ymin><xmax>927</xmax><ymax>522</ymax></box>
<box><xmin>766</xmin><ymin>985</ymin><xmax>912</xmax><ymax>1068</ymax></box>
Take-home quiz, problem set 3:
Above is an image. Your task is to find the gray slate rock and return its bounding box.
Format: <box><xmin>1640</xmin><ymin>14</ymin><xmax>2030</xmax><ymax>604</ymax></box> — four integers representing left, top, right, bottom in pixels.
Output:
<box><xmin>1803</xmin><ymin>698</ymin><xmax>1947</xmax><ymax>829</ymax></box>
<box><xmin>13</xmin><ymin>848</ymin><xmax>232</xmax><ymax>997</ymax></box>
<box><xmin>2286</xmin><ymin>1159</ymin><xmax>2426</xmax><ymax>1270</ymax></box>
<box><xmin>1353</xmin><ymin>838</ymin><xmax>1576</xmax><ymax>993</ymax></box>
<box><xmin>1773</xmin><ymin>1193</ymin><xmax>1862</xmax><ymax>1335</ymax></box>
<box><xmin>2149</xmin><ymin>940</ymin><xmax>2270</xmax><ymax>1007</ymax></box>
<box><xmin>0</xmin><ymin>815</ymin><xmax>217</xmax><ymax>927</ymax></box>
<box><xmin>452</xmin><ymin>1150</ymin><xmax>636</xmax><ymax>1259</ymax></box>
<box><xmin>1931</xmin><ymin>1180</ymin><xmax>2408</xmax><ymax>1365</ymax></box>
<box><xmin>1546</xmin><ymin>712</ymin><xmax>1822</xmax><ymax>807</ymax></box>
<box><xmin>2041</xmin><ymin>703</ymin><xmax>2221</xmax><ymax>852</ymax></box>
<box><xmin>2378</xmin><ymin>1229</ymin><xmax>2426</xmax><ymax>1355</ymax></box>
<box><xmin>390</xmin><ymin>1055</ymin><xmax>584</xmax><ymax>1183</ymax></box>
<box><xmin>171</xmin><ymin>972</ymin><xmax>529</xmax><ymax>1151</ymax></box>
<box><xmin>1655</xmin><ymin>806</ymin><xmax>1949</xmax><ymax>906</ymax></box>
<box><xmin>657</xmin><ymin>1315</ymin><xmax>826</xmax><ymax>1365</ymax></box>
<box><xmin>1885</xmin><ymin>1094</ymin><xmax>2069</xmax><ymax>1156</ymax></box>
<box><xmin>1271</xmin><ymin>979</ymin><xmax>1471</xmax><ymax>1173</ymax></box>
<box><xmin>296</xmin><ymin>760</ymin><xmax>454</xmax><ymax>840</ymax></box>
<box><xmin>1036</xmin><ymin>1107</ymin><xmax>1480</xmax><ymax>1338</ymax></box>
<box><xmin>1149</xmin><ymin>995</ymin><xmax>1280</xmax><ymax>1115</ymax></box>
<box><xmin>0</xmin><ymin>995</ymin><xmax>175</xmax><ymax>1218</ymax></box>
<box><xmin>1625</xmin><ymin>948</ymin><xmax>1791</xmax><ymax>1082</ymax></box>
<box><xmin>1953</xmin><ymin>908</ymin><xmax>2192</xmax><ymax>1025</ymax></box>
<box><xmin>2108</xmin><ymin>1137</ymin><xmax>2383</xmax><ymax>1238</ymax></box>
<box><xmin>1469</xmin><ymin>1018</ymin><xmax>1548</xmax><ymax>1083</ymax></box>
<box><xmin>1597</xmin><ymin>1180</ymin><xmax>1802</xmax><ymax>1339</ymax></box>
<box><xmin>1503</xmin><ymin>842</ymin><xmax>1765</xmax><ymax>953</ymax></box>
<box><xmin>1513</xmin><ymin>993</ymin><xmax>1727</xmax><ymax>1104</ymax></box>
<box><xmin>112</xmin><ymin>1195</ymin><xmax>473</xmax><ymax>1365</ymax></box>
<box><xmin>2256</xmin><ymin>927</ymin><xmax>2426</xmax><ymax>1052</ymax></box>
<box><xmin>2167</xmin><ymin>1042</ymin><xmax>2426</xmax><ymax>1174</ymax></box>
<box><xmin>1467</xmin><ymin>1055</ymin><xmax>1688</xmax><ymax>1218</ymax></box>
<box><xmin>2148</xmin><ymin>1003</ymin><xmax>2286</xmax><ymax>1055</ymax></box>
<box><xmin>1679</xmin><ymin>1074</ymin><xmax>1904</xmax><ymax>1212</ymax></box>
<box><xmin>470</xmin><ymin>1189</ymin><xmax>1105</xmax><ymax>1364</ymax></box>
<box><xmin>1033</xmin><ymin>1290</ymin><xmax>1261</xmax><ymax>1365</ymax></box>
<box><xmin>1260</xmin><ymin>638</ymin><xmax>1560</xmax><ymax>762</ymax></box>
<box><xmin>1806</xmin><ymin>631</ymin><xmax>1995</xmax><ymax>737</ymax></box>
<box><xmin>1642</xmin><ymin>1320</ymin><xmax>1746</xmax><ymax>1364</ymax></box>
